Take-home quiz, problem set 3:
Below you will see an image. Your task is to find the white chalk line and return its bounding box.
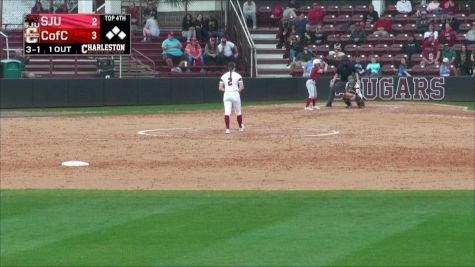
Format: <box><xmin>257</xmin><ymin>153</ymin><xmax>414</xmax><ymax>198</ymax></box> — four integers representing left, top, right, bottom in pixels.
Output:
<box><xmin>137</xmin><ymin>127</ymin><xmax>340</xmax><ymax>138</ymax></box>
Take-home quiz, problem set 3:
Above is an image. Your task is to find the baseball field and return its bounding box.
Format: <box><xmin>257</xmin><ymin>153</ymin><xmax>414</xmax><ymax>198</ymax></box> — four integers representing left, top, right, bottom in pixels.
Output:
<box><xmin>1</xmin><ymin>101</ymin><xmax>474</xmax><ymax>266</ymax></box>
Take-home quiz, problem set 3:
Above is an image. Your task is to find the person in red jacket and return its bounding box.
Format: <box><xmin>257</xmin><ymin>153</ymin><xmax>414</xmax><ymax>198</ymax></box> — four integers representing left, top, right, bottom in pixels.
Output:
<box><xmin>307</xmin><ymin>2</ymin><xmax>325</xmax><ymax>26</ymax></box>
<box><xmin>373</xmin><ymin>18</ymin><xmax>392</xmax><ymax>36</ymax></box>
<box><xmin>440</xmin><ymin>0</ymin><xmax>456</xmax><ymax>15</ymax></box>
<box><xmin>439</xmin><ymin>23</ymin><xmax>456</xmax><ymax>46</ymax></box>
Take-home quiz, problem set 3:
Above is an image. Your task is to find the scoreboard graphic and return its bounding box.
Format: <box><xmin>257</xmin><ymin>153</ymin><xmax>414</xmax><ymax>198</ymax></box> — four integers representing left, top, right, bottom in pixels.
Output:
<box><xmin>24</xmin><ymin>14</ymin><xmax>131</xmax><ymax>55</ymax></box>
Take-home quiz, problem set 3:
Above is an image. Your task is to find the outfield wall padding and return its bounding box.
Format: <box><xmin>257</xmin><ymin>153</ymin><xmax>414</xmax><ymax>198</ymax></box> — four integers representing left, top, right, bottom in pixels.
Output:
<box><xmin>0</xmin><ymin>77</ymin><xmax>474</xmax><ymax>108</ymax></box>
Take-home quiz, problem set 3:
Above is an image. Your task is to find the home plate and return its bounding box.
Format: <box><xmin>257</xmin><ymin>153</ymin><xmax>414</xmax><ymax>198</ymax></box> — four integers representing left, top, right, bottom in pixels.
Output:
<box><xmin>61</xmin><ymin>161</ymin><xmax>89</xmax><ymax>167</ymax></box>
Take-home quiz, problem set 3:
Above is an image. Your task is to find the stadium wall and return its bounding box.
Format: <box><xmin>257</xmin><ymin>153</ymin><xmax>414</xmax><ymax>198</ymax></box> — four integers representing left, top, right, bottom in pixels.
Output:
<box><xmin>0</xmin><ymin>77</ymin><xmax>474</xmax><ymax>108</ymax></box>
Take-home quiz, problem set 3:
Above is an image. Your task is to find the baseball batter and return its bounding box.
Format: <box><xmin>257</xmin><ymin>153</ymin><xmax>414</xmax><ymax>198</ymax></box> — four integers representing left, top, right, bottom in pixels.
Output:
<box><xmin>219</xmin><ymin>62</ymin><xmax>244</xmax><ymax>134</ymax></box>
<box><xmin>305</xmin><ymin>59</ymin><xmax>327</xmax><ymax>110</ymax></box>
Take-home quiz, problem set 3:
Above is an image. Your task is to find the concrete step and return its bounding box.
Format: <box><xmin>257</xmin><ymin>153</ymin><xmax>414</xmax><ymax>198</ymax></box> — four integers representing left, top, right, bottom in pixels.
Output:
<box><xmin>253</xmin><ymin>39</ymin><xmax>279</xmax><ymax>45</ymax></box>
<box><xmin>256</xmin><ymin>49</ymin><xmax>285</xmax><ymax>55</ymax></box>
<box><xmin>251</xmin><ymin>33</ymin><xmax>276</xmax><ymax>39</ymax></box>
<box><xmin>256</xmin><ymin>54</ymin><xmax>284</xmax><ymax>60</ymax></box>
<box><xmin>257</xmin><ymin>58</ymin><xmax>288</xmax><ymax>64</ymax></box>
<box><xmin>257</xmin><ymin>64</ymin><xmax>288</xmax><ymax>70</ymax></box>
<box><xmin>255</xmin><ymin>44</ymin><xmax>278</xmax><ymax>49</ymax></box>
<box><xmin>257</xmin><ymin>74</ymin><xmax>291</xmax><ymax>78</ymax></box>
<box><xmin>250</xmin><ymin>28</ymin><xmax>279</xmax><ymax>34</ymax></box>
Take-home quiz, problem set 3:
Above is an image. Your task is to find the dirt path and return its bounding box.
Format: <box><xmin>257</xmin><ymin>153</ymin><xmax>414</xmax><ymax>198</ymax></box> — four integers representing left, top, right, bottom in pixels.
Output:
<box><xmin>1</xmin><ymin>102</ymin><xmax>473</xmax><ymax>190</ymax></box>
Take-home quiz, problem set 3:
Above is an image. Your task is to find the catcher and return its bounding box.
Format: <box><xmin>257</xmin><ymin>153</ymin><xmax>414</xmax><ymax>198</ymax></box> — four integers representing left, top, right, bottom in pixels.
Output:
<box><xmin>342</xmin><ymin>75</ymin><xmax>365</xmax><ymax>108</ymax></box>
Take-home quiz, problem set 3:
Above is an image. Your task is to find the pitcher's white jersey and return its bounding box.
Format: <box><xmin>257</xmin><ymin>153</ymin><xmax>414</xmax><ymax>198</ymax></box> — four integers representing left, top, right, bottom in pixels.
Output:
<box><xmin>220</xmin><ymin>71</ymin><xmax>243</xmax><ymax>92</ymax></box>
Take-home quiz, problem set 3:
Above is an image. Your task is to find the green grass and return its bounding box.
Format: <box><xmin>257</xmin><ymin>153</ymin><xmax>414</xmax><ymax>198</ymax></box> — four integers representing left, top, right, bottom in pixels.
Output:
<box><xmin>1</xmin><ymin>101</ymin><xmax>473</xmax><ymax>117</ymax></box>
<box><xmin>1</xmin><ymin>190</ymin><xmax>473</xmax><ymax>266</ymax></box>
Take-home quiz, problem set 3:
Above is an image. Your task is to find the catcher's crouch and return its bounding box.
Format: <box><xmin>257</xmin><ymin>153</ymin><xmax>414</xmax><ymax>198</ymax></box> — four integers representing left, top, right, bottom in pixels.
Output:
<box><xmin>342</xmin><ymin>75</ymin><xmax>365</xmax><ymax>108</ymax></box>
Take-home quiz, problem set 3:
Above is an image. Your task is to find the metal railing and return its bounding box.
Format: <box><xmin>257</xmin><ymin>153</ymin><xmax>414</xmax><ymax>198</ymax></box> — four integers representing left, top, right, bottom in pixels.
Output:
<box><xmin>235</xmin><ymin>0</ymin><xmax>257</xmax><ymax>77</ymax></box>
<box><xmin>131</xmin><ymin>48</ymin><xmax>157</xmax><ymax>76</ymax></box>
<box><xmin>228</xmin><ymin>0</ymin><xmax>256</xmax><ymax>77</ymax></box>
<box><xmin>0</xmin><ymin>31</ymin><xmax>10</xmax><ymax>60</ymax></box>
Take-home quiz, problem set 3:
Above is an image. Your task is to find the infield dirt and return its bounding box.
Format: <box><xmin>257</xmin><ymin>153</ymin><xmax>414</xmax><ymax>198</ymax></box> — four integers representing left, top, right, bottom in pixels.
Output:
<box><xmin>1</xmin><ymin>103</ymin><xmax>473</xmax><ymax>190</ymax></box>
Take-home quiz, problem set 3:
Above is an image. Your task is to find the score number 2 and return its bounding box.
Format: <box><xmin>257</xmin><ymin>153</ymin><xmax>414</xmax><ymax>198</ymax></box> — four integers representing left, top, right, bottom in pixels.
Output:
<box><xmin>92</xmin><ymin>17</ymin><xmax>98</xmax><ymax>26</ymax></box>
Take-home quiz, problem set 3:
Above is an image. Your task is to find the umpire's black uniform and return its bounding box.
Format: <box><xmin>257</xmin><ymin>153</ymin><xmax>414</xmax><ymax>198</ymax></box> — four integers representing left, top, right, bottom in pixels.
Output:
<box><xmin>327</xmin><ymin>59</ymin><xmax>357</xmax><ymax>106</ymax></box>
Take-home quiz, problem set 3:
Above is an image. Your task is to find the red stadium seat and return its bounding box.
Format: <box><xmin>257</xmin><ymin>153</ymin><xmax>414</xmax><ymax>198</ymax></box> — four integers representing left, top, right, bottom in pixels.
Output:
<box><xmin>466</xmin><ymin>14</ymin><xmax>475</xmax><ymax>23</ymax></box>
<box><xmin>340</xmin><ymin>34</ymin><xmax>351</xmax><ymax>43</ymax></box>
<box><xmin>323</xmin><ymin>15</ymin><xmax>338</xmax><ymax>24</ymax></box>
<box><xmin>321</xmin><ymin>24</ymin><xmax>336</xmax><ymax>34</ymax></box>
<box><xmin>454</xmin><ymin>13</ymin><xmax>467</xmax><ymax>23</ymax></box>
<box><xmin>382</xmin><ymin>14</ymin><xmax>394</xmax><ymax>21</ymax></box>
<box><xmin>380</xmin><ymin>54</ymin><xmax>395</xmax><ymax>65</ymax></box>
<box><xmin>351</xmin><ymin>14</ymin><xmax>364</xmax><ymax>23</ymax></box>
<box><xmin>345</xmin><ymin>44</ymin><xmax>360</xmax><ymax>55</ymax></box>
<box><xmin>425</xmin><ymin>64</ymin><xmax>441</xmax><ymax>76</ymax></box>
<box><xmin>384</xmin><ymin>5</ymin><xmax>398</xmax><ymax>16</ymax></box>
<box><xmin>451</xmin><ymin>43</ymin><xmax>463</xmax><ymax>52</ymax></box>
<box><xmin>394</xmin><ymin>53</ymin><xmax>409</xmax><ymax>63</ymax></box>
<box><xmin>403</xmin><ymin>23</ymin><xmax>417</xmax><ymax>33</ymax></box>
<box><xmin>298</xmin><ymin>5</ymin><xmax>312</xmax><ymax>15</ymax></box>
<box><xmin>374</xmin><ymin>43</ymin><xmax>390</xmax><ymax>54</ymax></box>
<box><xmin>360</xmin><ymin>44</ymin><xmax>374</xmax><ymax>54</ymax></box>
<box><xmin>395</xmin><ymin>33</ymin><xmax>412</xmax><ymax>43</ymax></box>
<box><xmin>340</xmin><ymin>5</ymin><xmax>354</xmax><ymax>15</ymax></box>
<box><xmin>381</xmin><ymin>64</ymin><xmax>396</xmax><ymax>75</ymax></box>
<box><xmin>326</xmin><ymin>5</ymin><xmax>340</xmax><ymax>16</ymax></box>
<box><xmin>392</xmin><ymin>23</ymin><xmax>404</xmax><ymax>34</ymax></box>
<box><xmin>390</xmin><ymin>43</ymin><xmax>404</xmax><ymax>53</ymax></box>
<box><xmin>467</xmin><ymin>44</ymin><xmax>475</xmax><ymax>52</ymax></box>
<box><xmin>414</xmin><ymin>33</ymin><xmax>424</xmax><ymax>42</ymax></box>
<box><xmin>455</xmin><ymin>33</ymin><xmax>466</xmax><ymax>44</ymax></box>
<box><xmin>411</xmin><ymin>53</ymin><xmax>424</xmax><ymax>63</ymax></box>
<box><xmin>366</xmin><ymin>34</ymin><xmax>379</xmax><ymax>44</ymax></box>
<box><xmin>315</xmin><ymin>45</ymin><xmax>330</xmax><ymax>56</ymax></box>
<box><xmin>394</xmin><ymin>14</ymin><xmax>410</xmax><ymax>23</ymax></box>
<box><xmin>459</xmin><ymin>23</ymin><xmax>472</xmax><ymax>32</ymax></box>
<box><xmin>336</xmin><ymin>14</ymin><xmax>352</xmax><ymax>24</ymax></box>
<box><xmin>354</xmin><ymin>5</ymin><xmax>368</xmax><ymax>15</ymax></box>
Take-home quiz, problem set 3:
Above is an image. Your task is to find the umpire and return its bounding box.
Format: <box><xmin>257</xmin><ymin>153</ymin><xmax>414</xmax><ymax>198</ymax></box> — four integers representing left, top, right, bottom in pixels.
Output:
<box><xmin>326</xmin><ymin>56</ymin><xmax>359</xmax><ymax>107</ymax></box>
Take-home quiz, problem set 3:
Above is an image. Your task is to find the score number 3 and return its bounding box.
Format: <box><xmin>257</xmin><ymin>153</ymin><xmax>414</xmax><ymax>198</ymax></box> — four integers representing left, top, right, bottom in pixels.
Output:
<box><xmin>92</xmin><ymin>31</ymin><xmax>97</xmax><ymax>40</ymax></box>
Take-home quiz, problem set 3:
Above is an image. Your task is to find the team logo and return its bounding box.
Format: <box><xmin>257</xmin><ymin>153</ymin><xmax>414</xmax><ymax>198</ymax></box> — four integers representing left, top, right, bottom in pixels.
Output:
<box><xmin>24</xmin><ymin>15</ymin><xmax>40</xmax><ymax>43</ymax></box>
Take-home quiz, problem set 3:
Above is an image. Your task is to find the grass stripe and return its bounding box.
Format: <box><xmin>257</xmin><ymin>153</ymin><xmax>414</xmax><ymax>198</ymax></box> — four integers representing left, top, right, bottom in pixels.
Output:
<box><xmin>1</xmin><ymin>190</ymin><xmax>473</xmax><ymax>266</ymax></box>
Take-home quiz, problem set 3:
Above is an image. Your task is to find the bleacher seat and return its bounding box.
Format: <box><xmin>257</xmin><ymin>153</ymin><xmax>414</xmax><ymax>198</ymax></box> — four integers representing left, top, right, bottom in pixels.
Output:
<box><xmin>384</xmin><ymin>5</ymin><xmax>397</xmax><ymax>16</ymax></box>
<box><xmin>351</xmin><ymin>14</ymin><xmax>364</xmax><ymax>23</ymax></box>
<box><xmin>381</xmin><ymin>64</ymin><xmax>396</xmax><ymax>75</ymax></box>
<box><xmin>354</xmin><ymin>5</ymin><xmax>368</xmax><ymax>14</ymax></box>
<box><xmin>459</xmin><ymin>23</ymin><xmax>472</xmax><ymax>32</ymax></box>
<box><xmin>392</xmin><ymin>23</ymin><xmax>405</xmax><ymax>34</ymax></box>
<box><xmin>336</xmin><ymin>14</ymin><xmax>352</xmax><ymax>24</ymax></box>
<box><xmin>390</xmin><ymin>43</ymin><xmax>404</xmax><ymax>53</ymax></box>
<box><xmin>340</xmin><ymin>5</ymin><xmax>354</xmax><ymax>15</ymax></box>
<box><xmin>374</xmin><ymin>44</ymin><xmax>390</xmax><ymax>54</ymax></box>
<box><xmin>326</xmin><ymin>6</ymin><xmax>340</xmax><ymax>16</ymax></box>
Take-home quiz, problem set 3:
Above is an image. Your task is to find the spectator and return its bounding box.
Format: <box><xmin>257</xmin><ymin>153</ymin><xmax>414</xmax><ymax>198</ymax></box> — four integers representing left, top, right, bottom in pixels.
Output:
<box><xmin>162</xmin><ymin>32</ymin><xmax>186</xmax><ymax>72</ymax></box>
<box><xmin>194</xmin><ymin>14</ymin><xmax>206</xmax><ymax>42</ymax></box>
<box><xmin>395</xmin><ymin>57</ymin><xmax>412</xmax><ymax>76</ymax></box>
<box><xmin>217</xmin><ymin>36</ymin><xmax>239</xmax><ymax>65</ymax></box>
<box><xmin>270</xmin><ymin>5</ymin><xmax>285</xmax><ymax>23</ymax></box>
<box><xmin>464</xmin><ymin>22</ymin><xmax>475</xmax><ymax>44</ymax></box>
<box><xmin>303</xmin><ymin>56</ymin><xmax>315</xmax><ymax>78</ymax></box>
<box><xmin>277</xmin><ymin>17</ymin><xmax>293</xmax><ymax>49</ymax></box>
<box><xmin>288</xmin><ymin>0</ymin><xmax>299</xmax><ymax>10</ymax></box>
<box><xmin>439</xmin><ymin>57</ymin><xmax>451</xmax><ymax>76</ymax></box>
<box><xmin>125</xmin><ymin>2</ymin><xmax>139</xmax><ymax>31</ymax></box>
<box><xmin>421</xmin><ymin>43</ymin><xmax>440</xmax><ymax>65</ymax></box>
<box><xmin>288</xmin><ymin>35</ymin><xmax>303</xmax><ymax>65</ymax></box>
<box><xmin>302</xmin><ymin>24</ymin><xmax>315</xmax><ymax>46</ymax></box>
<box><xmin>290</xmin><ymin>46</ymin><xmax>313</xmax><ymax>73</ymax></box>
<box><xmin>31</xmin><ymin>0</ymin><xmax>44</xmax><ymax>14</ymax></box>
<box><xmin>307</xmin><ymin>2</ymin><xmax>325</xmax><ymax>26</ymax></box>
<box><xmin>204</xmin><ymin>14</ymin><xmax>222</xmax><ymax>41</ymax></box>
<box><xmin>15</xmin><ymin>49</ymin><xmax>35</xmax><ymax>78</ymax></box>
<box><xmin>313</xmin><ymin>25</ymin><xmax>326</xmax><ymax>46</ymax></box>
<box><xmin>366</xmin><ymin>56</ymin><xmax>381</xmax><ymax>77</ymax></box>
<box><xmin>294</xmin><ymin>14</ymin><xmax>308</xmax><ymax>38</ymax></box>
<box><xmin>422</xmin><ymin>35</ymin><xmax>439</xmax><ymax>50</ymax></box>
<box><xmin>363</xmin><ymin>5</ymin><xmax>379</xmax><ymax>24</ymax></box>
<box><xmin>443</xmin><ymin>14</ymin><xmax>459</xmax><ymax>32</ymax></box>
<box><xmin>182</xmin><ymin>13</ymin><xmax>196</xmax><ymax>43</ymax></box>
<box><xmin>143</xmin><ymin>3</ymin><xmax>157</xmax><ymax>20</ymax></box>
<box><xmin>423</xmin><ymin>24</ymin><xmax>439</xmax><ymax>40</ymax></box>
<box><xmin>354</xmin><ymin>57</ymin><xmax>366</xmax><ymax>76</ymax></box>
<box><xmin>243</xmin><ymin>0</ymin><xmax>257</xmax><ymax>29</ymax></box>
<box><xmin>327</xmin><ymin>34</ymin><xmax>345</xmax><ymax>61</ymax></box>
<box><xmin>441</xmin><ymin>43</ymin><xmax>456</xmax><ymax>64</ymax></box>
<box><xmin>350</xmin><ymin>22</ymin><xmax>367</xmax><ymax>45</ymax></box>
<box><xmin>373</xmin><ymin>18</ymin><xmax>392</xmax><ymax>36</ymax></box>
<box><xmin>440</xmin><ymin>0</ymin><xmax>456</xmax><ymax>14</ymax></box>
<box><xmin>454</xmin><ymin>45</ymin><xmax>473</xmax><ymax>75</ymax></box>
<box><xmin>185</xmin><ymin>37</ymin><xmax>204</xmax><ymax>71</ymax></box>
<box><xmin>396</xmin><ymin>0</ymin><xmax>413</xmax><ymax>14</ymax></box>
<box><xmin>142</xmin><ymin>14</ymin><xmax>160</xmax><ymax>42</ymax></box>
<box><xmin>204</xmin><ymin>36</ymin><xmax>220</xmax><ymax>66</ymax></box>
<box><xmin>283</xmin><ymin>6</ymin><xmax>297</xmax><ymax>20</ymax></box>
<box><xmin>416</xmin><ymin>10</ymin><xmax>431</xmax><ymax>33</ymax></box>
<box><xmin>55</xmin><ymin>0</ymin><xmax>68</xmax><ymax>13</ymax></box>
<box><xmin>46</xmin><ymin>0</ymin><xmax>54</xmax><ymax>13</ymax></box>
<box><xmin>402</xmin><ymin>34</ymin><xmax>422</xmax><ymax>59</ymax></box>
<box><xmin>439</xmin><ymin>23</ymin><xmax>456</xmax><ymax>46</ymax></box>
<box><xmin>426</xmin><ymin>0</ymin><xmax>442</xmax><ymax>14</ymax></box>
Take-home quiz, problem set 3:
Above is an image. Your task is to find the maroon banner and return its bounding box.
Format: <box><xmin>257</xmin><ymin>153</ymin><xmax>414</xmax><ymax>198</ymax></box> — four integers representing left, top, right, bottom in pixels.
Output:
<box><xmin>38</xmin><ymin>27</ymin><xmax>100</xmax><ymax>44</ymax></box>
<box><xmin>38</xmin><ymin>14</ymin><xmax>100</xmax><ymax>29</ymax></box>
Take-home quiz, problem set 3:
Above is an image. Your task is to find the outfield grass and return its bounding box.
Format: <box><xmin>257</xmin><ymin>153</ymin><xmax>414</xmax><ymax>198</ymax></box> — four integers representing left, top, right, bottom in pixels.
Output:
<box><xmin>1</xmin><ymin>190</ymin><xmax>473</xmax><ymax>266</ymax></box>
<box><xmin>0</xmin><ymin>101</ymin><xmax>473</xmax><ymax>117</ymax></box>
